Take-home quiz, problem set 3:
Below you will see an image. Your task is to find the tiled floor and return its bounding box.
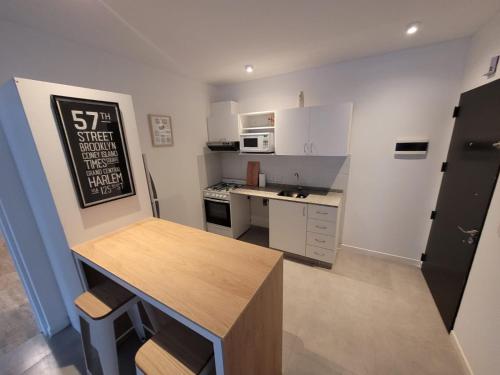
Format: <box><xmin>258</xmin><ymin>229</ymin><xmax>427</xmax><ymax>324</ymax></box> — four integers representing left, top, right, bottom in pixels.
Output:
<box><xmin>0</xmin><ymin>248</ymin><xmax>466</xmax><ymax>374</ymax></box>
<box><xmin>0</xmin><ymin>235</ymin><xmax>39</xmax><ymax>357</ymax></box>
<box><xmin>282</xmin><ymin>250</ymin><xmax>466</xmax><ymax>375</ymax></box>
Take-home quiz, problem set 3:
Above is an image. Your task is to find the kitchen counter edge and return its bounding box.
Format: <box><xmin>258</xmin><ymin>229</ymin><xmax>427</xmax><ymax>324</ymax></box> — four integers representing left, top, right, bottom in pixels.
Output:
<box><xmin>231</xmin><ymin>185</ymin><xmax>343</xmax><ymax>207</ymax></box>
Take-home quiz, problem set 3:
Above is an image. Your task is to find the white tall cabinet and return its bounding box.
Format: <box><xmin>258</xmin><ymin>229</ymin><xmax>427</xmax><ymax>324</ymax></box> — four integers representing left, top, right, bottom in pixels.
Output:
<box><xmin>275</xmin><ymin>102</ymin><xmax>353</xmax><ymax>156</ymax></box>
<box><xmin>269</xmin><ymin>200</ymin><xmax>307</xmax><ymax>256</ymax></box>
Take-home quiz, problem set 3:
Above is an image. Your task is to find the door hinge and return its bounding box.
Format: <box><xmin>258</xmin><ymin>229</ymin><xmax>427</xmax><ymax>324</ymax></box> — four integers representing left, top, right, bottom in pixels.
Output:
<box><xmin>441</xmin><ymin>162</ymin><xmax>448</xmax><ymax>172</ymax></box>
<box><xmin>421</xmin><ymin>253</ymin><xmax>427</xmax><ymax>262</ymax></box>
<box><xmin>430</xmin><ymin>210</ymin><xmax>437</xmax><ymax>220</ymax></box>
<box><xmin>453</xmin><ymin>106</ymin><xmax>460</xmax><ymax>118</ymax></box>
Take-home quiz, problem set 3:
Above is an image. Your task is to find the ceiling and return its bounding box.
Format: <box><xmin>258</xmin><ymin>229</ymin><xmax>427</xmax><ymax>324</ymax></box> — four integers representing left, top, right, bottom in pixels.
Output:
<box><xmin>1</xmin><ymin>0</ymin><xmax>500</xmax><ymax>85</ymax></box>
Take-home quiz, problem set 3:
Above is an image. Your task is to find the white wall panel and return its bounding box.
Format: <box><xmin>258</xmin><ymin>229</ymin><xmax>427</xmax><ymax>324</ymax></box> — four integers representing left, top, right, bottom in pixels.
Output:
<box><xmin>214</xmin><ymin>39</ymin><xmax>469</xmax><ymax>260</ymax></box>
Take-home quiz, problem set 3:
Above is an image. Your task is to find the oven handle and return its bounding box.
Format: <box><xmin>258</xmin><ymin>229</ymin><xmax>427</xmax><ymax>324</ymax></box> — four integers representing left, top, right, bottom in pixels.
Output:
<box><xmin>204</xmin><ymin>197</ymin><xmax>230</xmax><ymax>204</ymax></box>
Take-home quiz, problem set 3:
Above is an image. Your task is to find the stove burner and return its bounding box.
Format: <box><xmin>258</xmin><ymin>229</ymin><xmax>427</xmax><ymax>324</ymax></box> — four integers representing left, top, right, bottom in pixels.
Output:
<box><xmin>206</xmin><ymin>182</ymin><xmax>243</xmax><ymax>192</ymax></box>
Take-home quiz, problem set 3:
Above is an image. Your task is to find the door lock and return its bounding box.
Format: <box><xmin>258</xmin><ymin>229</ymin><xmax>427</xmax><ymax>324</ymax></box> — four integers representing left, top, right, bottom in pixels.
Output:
<box><xmin>458</xmin><ymin>226</ymin><xmax>479</xmax><ymax>245</ymax></box>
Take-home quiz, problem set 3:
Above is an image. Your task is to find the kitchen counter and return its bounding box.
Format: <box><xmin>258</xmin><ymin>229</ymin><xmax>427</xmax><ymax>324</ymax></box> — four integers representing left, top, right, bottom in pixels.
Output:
<box><xmin>72</xmin><ymin>218</ymin><xmax>283</xmax><ymax>374</ymax></box>
<box><xmin>231</xmin><ymin>184</ymin><xmax>343</xmax><ymax>207</ymax></box>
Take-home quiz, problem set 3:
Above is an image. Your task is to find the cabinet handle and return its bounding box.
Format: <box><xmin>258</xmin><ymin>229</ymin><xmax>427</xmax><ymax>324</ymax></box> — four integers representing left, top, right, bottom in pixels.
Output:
<box><xmin>314</xmin><ymin>251</ymin><xmax>324</xmax><ymax>256</ymax></box>
<box><xmin>310</xmin><ymin>142</ymin><xmax>314</xmax><ymax>153</ymax></box>
<box><xmin>316</xmin><ymin>225</ymin><xmax>327</xmax><ymax>230</ymax></box>
<box><xmin>304</xmin><ymin>143</ymin><xmax>307</xmax><ymax>154</ymax></box>
<box><xmin>316</xmin><ymin>211</ymin><xmax>328</xmax><ymax>215</ymax></box>
<box><xmin>303</xmin><ymin>206</ymin><xmax>306</xmax><ymax>216</ymax></box>
<box><xmin>315</xmin><ymin>238</ymin><xmax>326</xmax><ymax>243</ymax></box>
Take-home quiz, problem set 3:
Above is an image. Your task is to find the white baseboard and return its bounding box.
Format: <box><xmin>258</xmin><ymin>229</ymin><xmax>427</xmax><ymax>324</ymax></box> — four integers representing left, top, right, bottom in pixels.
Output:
<box><xmin>340</xmin><ymin>244</ymin><xmax>422</xmax><ymax>267</ymax></box>
<box><xmin>450</xmin><ymin>330</ymin><xmax>474</xmax><ymax>375</ymax></box>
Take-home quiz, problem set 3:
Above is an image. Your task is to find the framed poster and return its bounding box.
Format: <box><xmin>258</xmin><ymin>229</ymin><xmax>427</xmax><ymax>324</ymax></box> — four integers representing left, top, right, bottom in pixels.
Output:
<box><xmin>148</xmin><ymin>114</ymin><xmax>173</xmax><ymax>146</ymax></box>
<box><xmin>52</xmin><ymin>96</ymin><xmax>136</xmax><ymax>208</ymax></box>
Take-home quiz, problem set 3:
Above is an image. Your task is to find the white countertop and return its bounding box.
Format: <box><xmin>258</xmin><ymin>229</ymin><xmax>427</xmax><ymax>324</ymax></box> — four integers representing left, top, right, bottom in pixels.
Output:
<box><xmin>231</xmin><ymin>185</ymin><xmax>343</xmax><ymax>207</ymax></box>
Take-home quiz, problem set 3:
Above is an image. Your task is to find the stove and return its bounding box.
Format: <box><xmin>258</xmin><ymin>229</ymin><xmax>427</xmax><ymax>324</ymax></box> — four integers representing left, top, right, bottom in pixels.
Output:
<box><xmin>203</xmin><ymin>180</ymin><xmax>249</xmax><ymax>238</ymax></box>
<box><xmin>203</xmin><ymin>182</ymin><xmax>243</xmax><ymax>201</ymax></box>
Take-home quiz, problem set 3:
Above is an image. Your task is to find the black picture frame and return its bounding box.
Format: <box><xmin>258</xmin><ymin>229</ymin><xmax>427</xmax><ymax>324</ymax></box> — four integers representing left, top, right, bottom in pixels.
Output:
<box><xmin>51</xmin><ymin>95</ymin><xmax>136</xmax><ymax>208</ymax></box>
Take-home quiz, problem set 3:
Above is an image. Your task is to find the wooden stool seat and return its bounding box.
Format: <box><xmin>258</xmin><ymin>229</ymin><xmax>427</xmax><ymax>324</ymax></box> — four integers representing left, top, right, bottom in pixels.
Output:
<box><xmin>75</xmin><ymin>279</ymin><xmax>149</xmax><ymax>375</ymax></box>
<box><xmin>135</xmin><ymin>318</ymin><xmax>214</xmax><ymax>375</ymax></box>
<box><xmin>75</xmin><ymin>279</ymin><xmax>134</xmax><ymax>319</ymax></box>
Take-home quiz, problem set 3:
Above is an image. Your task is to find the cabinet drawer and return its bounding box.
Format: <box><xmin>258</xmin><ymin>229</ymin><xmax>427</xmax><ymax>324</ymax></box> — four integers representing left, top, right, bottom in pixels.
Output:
<box><xmin>306</xmin><ymin>245</ymin><xmax>335</xmax><ymax>263</ymax></box>
<box><xmin>307</xmin><ymin>218</ymin><xmax>336</xmax><ymax>236</ymax></box>
<box><xmin>306</xmin><ymin>232</ymin><xmax>336</xmax><ymax>250</ymax></box>
<box><xmin>307</xmin><ymin>205</ymin><xmax>337</xmax><ymax>222</ymax></box>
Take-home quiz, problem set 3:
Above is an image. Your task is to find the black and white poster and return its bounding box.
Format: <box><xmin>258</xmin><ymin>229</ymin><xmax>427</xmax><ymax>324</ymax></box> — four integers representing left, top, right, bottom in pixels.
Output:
<box><xmin>52</xmin><ymin>96</ymin><xmax>136</xmax><ymax>208</ymax></box>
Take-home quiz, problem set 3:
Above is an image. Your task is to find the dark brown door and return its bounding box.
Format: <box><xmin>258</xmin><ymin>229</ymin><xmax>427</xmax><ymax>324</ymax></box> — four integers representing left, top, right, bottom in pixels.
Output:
<box><xmin>422</xmin><ymin>79</ymin><xmax>500</xmax><ymax>331</ymax></box>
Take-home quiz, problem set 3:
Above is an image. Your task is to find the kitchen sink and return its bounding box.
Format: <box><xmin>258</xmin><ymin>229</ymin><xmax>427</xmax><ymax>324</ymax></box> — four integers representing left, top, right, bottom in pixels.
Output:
<box><xmin>277</xmin><ymin>190</ymin><xmax>309</xmax><ymax>199</ymax></box>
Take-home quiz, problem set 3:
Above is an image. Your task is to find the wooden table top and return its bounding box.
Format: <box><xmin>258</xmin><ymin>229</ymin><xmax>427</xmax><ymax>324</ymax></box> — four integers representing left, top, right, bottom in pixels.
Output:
<box><xmin>72</xmin><ymin>218</ymin><xmax>282</xmax><ymax>338</ymax></box>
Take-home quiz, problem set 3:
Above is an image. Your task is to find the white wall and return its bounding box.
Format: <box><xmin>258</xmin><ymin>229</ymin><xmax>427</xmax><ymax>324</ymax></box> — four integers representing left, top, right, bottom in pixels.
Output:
<box><xmin>213</xmin><ymin>39</ymin><xmax>469</xmax><ymax>261</ymax></box>
<box><xmin>461</xmin><ymin>12</ymin><xmax>500</xmax><ymax>91</ymax></box>
<box><xmin>221</xmin><ymin>154</ymin><xmax>350</xmax><ymax>190</ymax></box>
<box><xmin>453</xmin><ymin>12</ymin><xmax>500</xmax><ymax>375</ymax></box>
<box><xmin>0</xmin><ymin>20</ymin><xmax>212</xmax><ymax>230</ymax></box>
<box><xmin>0</xmin><ymin>20</ymin><xmax>212</xmax><ymax>331</ymax></box>
<box><xmin>0</xmin><ymin>122</ymin><xmax>69</xmax><ymax>335</ymax></box>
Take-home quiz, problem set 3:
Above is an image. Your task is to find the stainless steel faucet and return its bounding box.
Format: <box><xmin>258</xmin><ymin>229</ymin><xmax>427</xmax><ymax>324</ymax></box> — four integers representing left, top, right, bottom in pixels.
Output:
<box><xmin>294</xmin><ymin>172</ymin><xmax>302</xmax><ymax>190</ymax></box>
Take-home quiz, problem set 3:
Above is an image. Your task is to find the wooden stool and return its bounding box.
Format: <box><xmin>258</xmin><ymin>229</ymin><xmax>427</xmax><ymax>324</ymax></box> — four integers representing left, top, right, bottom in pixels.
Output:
<box><xmin>135</xmin><ymin>316</ymin><xmax>215</xmax><ymax>375</ymax></box>
<box><xmin>75</xmin><ymin>279</ymin><xmax>147</xmax><ymax>375</ymax></box>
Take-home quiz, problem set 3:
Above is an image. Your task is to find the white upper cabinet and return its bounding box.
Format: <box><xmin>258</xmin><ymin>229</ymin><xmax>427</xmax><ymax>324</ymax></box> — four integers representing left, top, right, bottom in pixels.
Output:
<box><xmin>309</xmin><ymin>103</ymin><xmax>352</xmax><ymax>156</ymax></box>
<box><xmin>275</xmin><ymin>107</ymin><xmax>309</xmax><ymax>155</ymax></box>
<box><xmin>207</xmin><ymin>113</ymin><xmax>239</xmax><ymax>142</ymax></box>
<box><xmin>275</xmin><ymin>103</ymin><xmax>353</xmax><ymax>156</ymax></box>
<box><xmin>207</xmin><ymin>101</ymin><xmax>239</xmax><ymax>142</ymax></box>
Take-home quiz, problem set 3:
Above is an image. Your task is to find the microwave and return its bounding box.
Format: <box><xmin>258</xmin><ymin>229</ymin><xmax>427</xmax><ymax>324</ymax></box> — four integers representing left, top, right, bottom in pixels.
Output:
<box><xmin>240</xmin><ymin>132</ymin><xmax>275</xmax><ymax>153</ymax></box>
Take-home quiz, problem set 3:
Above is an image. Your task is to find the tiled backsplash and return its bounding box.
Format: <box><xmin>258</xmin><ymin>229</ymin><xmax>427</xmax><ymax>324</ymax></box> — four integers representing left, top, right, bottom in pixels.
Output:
<box><xmin>220</xmin><ymin>153</ymin><xmax>350</xmax><ymax>191</ymax></box>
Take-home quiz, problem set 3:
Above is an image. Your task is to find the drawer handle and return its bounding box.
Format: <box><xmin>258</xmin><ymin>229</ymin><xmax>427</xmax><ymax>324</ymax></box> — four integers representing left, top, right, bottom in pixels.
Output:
<box><xmin>316</xmin><ymin>211</ymin><xmax>328</xmax><ymax>215</ymax></box>
<box><xmin>315</xmin><ymin>239</ymin><xmax>326</xmax><ymax>243</ymax></box>
<box><xmin>313</xmin><ymin>251</ymin><xmax>324</xmax><ymax>256</ymax></box>
<box><xmin>315</xmin><ymin>225</ymin><xmax>327</xmax><ymax>230</ymax></box>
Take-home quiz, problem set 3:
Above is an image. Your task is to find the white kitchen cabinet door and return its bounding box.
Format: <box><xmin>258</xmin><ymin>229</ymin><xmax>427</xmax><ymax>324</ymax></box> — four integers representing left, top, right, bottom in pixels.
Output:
<box><xmin>275</xmin><ymin>107</ymin><xmax>310</xmax><ymax>155</ymax></box>
<box><xmin>269</xmin><ymin>199</ymin><xmax>307</xmax><ymax>256</ymax></box>
<box><xmin>309</xmin><ymin>103</ymin><xmax>352</xmax><ymax>156</ymax></box>
<box><xmin>207</xmin><ymin>113</ymin><xmax>239</xmax><ymax>142</ymax></box>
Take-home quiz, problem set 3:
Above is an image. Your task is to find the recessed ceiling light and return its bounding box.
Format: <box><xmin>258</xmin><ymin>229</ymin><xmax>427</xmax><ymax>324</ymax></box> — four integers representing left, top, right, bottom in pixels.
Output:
<box><xmin>245</xmin><ymin>64</ymin><xmax>254</xmax><ymax>73</ymax></box>
<box><xmin>406</xmin><ymin>22</ymin><xmax>420</xmax><ymax>35</ymax></box>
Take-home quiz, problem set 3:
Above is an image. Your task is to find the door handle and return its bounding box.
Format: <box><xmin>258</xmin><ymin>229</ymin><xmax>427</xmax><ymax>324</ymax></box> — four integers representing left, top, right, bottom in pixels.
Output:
<box><xmin>457</xmin><ymin>226</ymin><xmax>479</xmax><ymax>236</ymax></box>
<box><xmin>493</xmin><ymin>141</ymin><xmax>500</xmax><ymax>150</ymax></box>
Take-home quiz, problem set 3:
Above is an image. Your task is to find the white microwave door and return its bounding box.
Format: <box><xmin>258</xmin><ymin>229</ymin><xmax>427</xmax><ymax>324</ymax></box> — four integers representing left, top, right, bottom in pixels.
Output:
<box><xmin>242</xmin><ymin>136</ymin><xmax>259</xmax><ymax>150</ymax></box>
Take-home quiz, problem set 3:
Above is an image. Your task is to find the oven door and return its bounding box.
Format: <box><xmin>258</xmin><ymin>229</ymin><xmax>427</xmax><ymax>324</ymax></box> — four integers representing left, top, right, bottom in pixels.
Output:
<box><xmin>204</xmin><ymin>198</ymin><xmax>231</xmax><ymax>227</ymax></box>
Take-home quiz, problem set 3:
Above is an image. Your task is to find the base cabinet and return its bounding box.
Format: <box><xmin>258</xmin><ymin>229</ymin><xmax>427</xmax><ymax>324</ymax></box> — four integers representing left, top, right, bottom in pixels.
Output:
<box><xmin>269</xmin><ymin>200</ymin><xmax>307</xmax><ymax>256</ymax></box>
<box><xmin>269</xmin><ymin>199</ymin><xmax>340</xmax><ymax>264</ymax></box>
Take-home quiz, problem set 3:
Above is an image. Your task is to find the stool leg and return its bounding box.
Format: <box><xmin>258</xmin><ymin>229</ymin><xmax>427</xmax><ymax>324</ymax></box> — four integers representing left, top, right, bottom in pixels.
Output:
<box><xmin>142</xmin><ymin>301</ymin><xmax>160</xmax><ymax>334</ymax></box>
<box><xmin>91</xmin><ymin>318</ymin><xmax>120</xmax><ymax>375</ymax></box>
<box><xmin>128</xmin><ymin>304</ymin><xmax>146</xmax><ymax>341</ymax></box>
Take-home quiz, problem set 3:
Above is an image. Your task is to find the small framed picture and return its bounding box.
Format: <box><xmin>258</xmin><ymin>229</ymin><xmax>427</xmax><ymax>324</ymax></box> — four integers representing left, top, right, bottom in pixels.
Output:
<box><xmin>148</xmin><ymin>114</ymin><xmax>173</xmax><ymax>147</ymax></box>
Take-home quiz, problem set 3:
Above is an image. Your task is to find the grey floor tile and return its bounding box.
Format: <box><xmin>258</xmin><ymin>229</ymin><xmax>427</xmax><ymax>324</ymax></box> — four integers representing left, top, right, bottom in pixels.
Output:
<box><xmin>0</xmin><ymin>235</ymin><xmax>39</xmax><ymax>358</ymax></box>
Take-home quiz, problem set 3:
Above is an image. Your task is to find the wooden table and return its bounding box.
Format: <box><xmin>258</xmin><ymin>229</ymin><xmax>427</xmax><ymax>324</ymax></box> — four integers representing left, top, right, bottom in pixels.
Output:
<box><xmin>72</xmin><ymin>218</ymin><xmax>283</xmax><ymax>375</ymax></box>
